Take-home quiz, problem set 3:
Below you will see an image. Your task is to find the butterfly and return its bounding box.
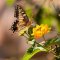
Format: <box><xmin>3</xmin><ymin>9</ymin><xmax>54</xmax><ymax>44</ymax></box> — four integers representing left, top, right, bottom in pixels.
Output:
<box><xmin>10</xmin><ymin>5</ymin><xmax>31</xmax><ymax>33</ymax></box>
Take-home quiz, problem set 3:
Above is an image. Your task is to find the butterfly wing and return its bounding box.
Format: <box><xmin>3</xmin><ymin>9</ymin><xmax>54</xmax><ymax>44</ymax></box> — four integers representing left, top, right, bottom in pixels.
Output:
<box><xmin>11</xmin><ymin>5</ymin><xmax>30</xmax><ymax>33</ymax></box>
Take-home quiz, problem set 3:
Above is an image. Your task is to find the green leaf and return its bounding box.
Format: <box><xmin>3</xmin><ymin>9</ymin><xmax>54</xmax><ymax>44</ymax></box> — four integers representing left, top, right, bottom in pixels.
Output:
<box><xmin>22</xmin><ymin>47</ymin><xmax>47</xmax><ymax>60</ymax></box>
<box><xmin>44</xmin><ymin>38</ymin><xmax>60</xmax><ymax>47</ymax></box>
<box><xmin>55</xmin><ymin>38</ymin><xmax>60</xmax><ymax>44</ymax></box>
<box><xmin>44</xmin><ymin>39</ymin><xmax>56</xmax><ymax>47</ymax></box>
<box><xmin>27</xmin><ymin>47</ymin><xmax>34</xmax><ymax>53</ymax></box>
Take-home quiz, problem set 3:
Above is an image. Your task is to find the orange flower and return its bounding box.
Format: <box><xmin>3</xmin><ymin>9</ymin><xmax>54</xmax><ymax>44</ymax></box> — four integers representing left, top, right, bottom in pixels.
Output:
<box><xmin>32</xmin><ymin>24</ymin><xmax>50</xmax><ymax>39</ymax></box>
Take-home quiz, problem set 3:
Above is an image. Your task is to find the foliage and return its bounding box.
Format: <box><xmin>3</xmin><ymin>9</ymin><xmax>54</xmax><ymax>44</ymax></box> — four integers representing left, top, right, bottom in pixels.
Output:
<box><xmin>22</xmin><ymin>47</ymin><xmax>47</xmax><ymax>60</ymax></box>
